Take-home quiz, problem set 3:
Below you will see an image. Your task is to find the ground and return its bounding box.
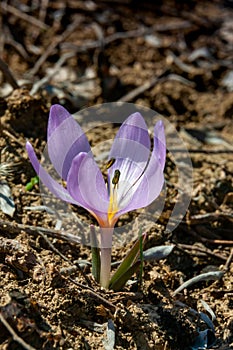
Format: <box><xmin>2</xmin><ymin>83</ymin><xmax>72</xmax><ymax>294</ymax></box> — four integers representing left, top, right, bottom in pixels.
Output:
<box><xmin>0</xmin><ymin>1</ymin><xmax>233</xmax><ymax>349</ymax></box>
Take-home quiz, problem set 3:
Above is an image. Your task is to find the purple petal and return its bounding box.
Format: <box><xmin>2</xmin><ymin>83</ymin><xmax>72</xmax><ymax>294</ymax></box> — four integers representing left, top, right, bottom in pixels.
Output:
<box><xmin>109</xmin><ymin>112</ymin><xmax>150</xmax><ymax>160</ymax></box>
<box><xmin>47</xmin><ymin>105</ymin><xmax>91</xmax><ymax>180</ymax></box>
<box><xmin>115</xmin><ymin>112</ymin><xmax>150</xmax><ymax>148</ymax></box>
<box><xmin>26</xmin><ymin>141</ymin><xmax>77</xmax><ymax>204</ymax></box>
<box><xmin>48</xmin><ymin>104</ymin><xmax>71</xmax><ymax>137</ymax></box>
<box><xmin>67</xmin><ymin>152</ymin><xmax>109</xmax><ymax>225</ymax></box>
<box><xmin>115</xmin><ymin>120</ymin><xmax>166</xmax><ymax>215</ymax></box>
<box><xmin>107</xmin><ymin>157</ymin><xmax>146</xmax><ymax>209</ymax></box>
<box><xmin>117</xmin><ymin>158</ymin><xmax>164</xmax><ymax>216</ymax></box>
<box><xmin>108</xmin><ymin>112</ymin><xmax>151</xmax><ymax>192</ymax></box>
<box><xmin>154</xmin><ymin>120</ymin><xmax>166</xmax><ymax>170</ymax></box>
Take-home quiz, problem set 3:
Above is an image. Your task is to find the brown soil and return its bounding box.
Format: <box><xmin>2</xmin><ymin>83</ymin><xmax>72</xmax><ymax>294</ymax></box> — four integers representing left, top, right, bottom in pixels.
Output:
<box><xmin>0</xmin><ymin>1</ymin><xmax>233</xmax><ymax>349</ymax></box>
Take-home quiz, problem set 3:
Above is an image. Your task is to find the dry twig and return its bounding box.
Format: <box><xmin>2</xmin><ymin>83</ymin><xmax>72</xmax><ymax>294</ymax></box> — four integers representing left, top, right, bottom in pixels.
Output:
<box><xmin>4</xmin><ymin>28</ymin><xmax>29</xmax><ymax>60</ymax></box>
<box><xmin>177</xmin><ymin>243</ymin><xmax>227</xmax><ymax>261</ymax></box>
<box><xmin>30</xmin><ymin>52</ymin><xmax>77</xmax><ymax>95</ymax></box>
<box><xmin>0</xmin><ymin>219</ymin><xmax>81</xmax><ymax>245</ymax></box>
<box><xmin>188</xmin><ymin>212</ymin><xmax>233</xmax><ymax>225</ymax></box>
<box><xmin>117</xmin><ymin>71</ymin><xmax>194</xmax><ymax>102</ymax></box>
<box><xmin>2</xmin><ymin>129</ymin><xmax>26</xmax><ymax>148</ymax></box>
<box><xmin>117</xmin><ymin>71</ymin><xmax>168</xmax><ymax>102</ymax></box>
<box><xmin>38</xmin><ymin>0</ymin><xmax>49</xmax><ymax>24</ymax></box>
<box><xmin>29</xmin><ymin>16</ymin><xmax>83</xmax><ymax>76</ymax></box>
<box><xmin>0</xmin><ymin>3</ymin><xmax>49</xmax><ymax>30</ymax></box>
<box><xmin>37</xmin><ymin>229</ymin><xmax>92</xmax><ymax>286</ymax></box>
<box><xmin>61</xmin><ymin>20</ymin><xmax>192</xmax><ymax>52</ymax></box>
<box><xmin>0</xmin><ymin>58</ymin><xmax>19</xmax><ymax>89</ymax></box>
<box><xmin>181</xmin><ymin>226</ymin><xmax>233</xmax><ymax>245</ymax></box>
<box><xmin>67</xmin><ymin>277</ymin><xmax>117</xmax><ymax>313</ymax></box>
<box><xmin>224</xmin><ymin>248</ymin><xmax>233</xmax><ymax>271</ymax></box>
<box><xmin>0</xmin><ymin>312</ymin><xmax>37</xmax><ymax>350</ymax></box>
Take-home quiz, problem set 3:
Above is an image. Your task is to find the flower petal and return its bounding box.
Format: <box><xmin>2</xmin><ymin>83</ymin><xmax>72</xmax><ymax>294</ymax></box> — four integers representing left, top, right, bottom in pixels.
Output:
<box><xmin>154</xmin><ymin>120</ymin><xmax>166</xmax><ymax>170</ymax></box>
<box><xmin>109</xmin><ymin>112</ymin><xmax>150</xmax><ymax>160</ymax></box>
<box><xmin>108</xmin><ymin>157</ymin><xmax>145</xmax><ymax>209</ymax></box>
<box><xmin>108</xmin><ymin>112</ymin><xmax>151</xmax><ymax>196</ymax></box>
<box><xmin>26</xmin><ymin>141</ymin><xmax>77</xmax><ymax>204</ymax></box>
<box><xmin>67</xmin><ymin>152</ymin><xmax>109</xmax><ymax>225</ymax></box>
<box><xmin>115</xmin><ymin>120</ymin><xmax>166</xmax><ymax>216</ymax></box>
<box><xmin>47</xmin><ymin>104</ymin><xmax>91</xmax><ymax>180</ymax></box>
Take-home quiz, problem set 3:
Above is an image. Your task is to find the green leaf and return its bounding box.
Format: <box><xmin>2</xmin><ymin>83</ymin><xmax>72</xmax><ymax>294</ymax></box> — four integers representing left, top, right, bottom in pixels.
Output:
<box><xmin>138</xmin><ymin>227</ymin><xmax>144</xmax><ymax>286</ymax></box>
<box><xmin>110</xmin><ymin>261</ymin><xmax>141</xmax><ymax>291</ymax></box>
<box><xmin>25</xmin><ymin>176</ymin><xmax>39</xmax><ymax>191</ymax></box>
<box><xmin>109</xmin><ymin>233</ymin><xmax>146</xmax><ymax>288</ymax></box>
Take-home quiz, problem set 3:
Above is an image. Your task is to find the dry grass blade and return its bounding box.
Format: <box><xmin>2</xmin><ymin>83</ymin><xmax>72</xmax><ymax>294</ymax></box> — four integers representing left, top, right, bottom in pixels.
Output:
<box><xmin>173</xmin><ymin>271</ymin><xmax>224</xmax><ymax>296</ymax></box>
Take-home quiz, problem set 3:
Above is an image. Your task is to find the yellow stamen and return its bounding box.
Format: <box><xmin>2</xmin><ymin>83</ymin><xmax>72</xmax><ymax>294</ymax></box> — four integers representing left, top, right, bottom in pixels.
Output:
<box><xmin>108</xmin><ymin>169</ymin><xmax>120</xmax><ymax>222</ymax></box>
<box><xmin>112</xmin><ymin>169</ymin><xmax>120</xmax><ymax>185</ymax></box>
<box><xmin>106</xmin><ymin>158</ymin><xmax>116</xmax><ymax>169</ymax></box>
<box><xmin>108</xmin><ymin>190</ymin><xmax>117</xmax><ymax>222</ymax></box>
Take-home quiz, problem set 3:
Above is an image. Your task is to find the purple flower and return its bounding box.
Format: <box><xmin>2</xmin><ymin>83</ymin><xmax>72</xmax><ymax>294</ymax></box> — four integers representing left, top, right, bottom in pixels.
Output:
<box><xmin>26</xmin><ymin>104</ymin><xmax>166</xmax><ymax>229</ymax></box>
<box><xmin>26</xmin><ymin>104</ymin><xmax>166</xmax><ymax>288</ymax></box>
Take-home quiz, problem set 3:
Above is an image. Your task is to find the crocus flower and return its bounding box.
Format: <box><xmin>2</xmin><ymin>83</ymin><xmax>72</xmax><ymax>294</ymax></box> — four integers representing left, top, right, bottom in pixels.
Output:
<box><xmin>26</xmin><ymin>104</ymin><xmax>166</xmax><ymax>288</ymax></box>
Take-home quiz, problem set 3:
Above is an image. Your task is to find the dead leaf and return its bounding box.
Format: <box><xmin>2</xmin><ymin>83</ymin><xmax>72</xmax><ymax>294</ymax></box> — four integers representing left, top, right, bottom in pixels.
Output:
<box><xmin>0</xmin><ymin>180</ymin><xmax>15</xmax><ymax>217</ymax></box>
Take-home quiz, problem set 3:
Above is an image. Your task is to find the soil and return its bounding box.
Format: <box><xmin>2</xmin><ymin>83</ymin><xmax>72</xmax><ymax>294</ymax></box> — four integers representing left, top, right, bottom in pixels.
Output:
<box><xmin>0</xmin><ymin>1</ymin><xmax>233</xmax><ymax>349</ymax></box>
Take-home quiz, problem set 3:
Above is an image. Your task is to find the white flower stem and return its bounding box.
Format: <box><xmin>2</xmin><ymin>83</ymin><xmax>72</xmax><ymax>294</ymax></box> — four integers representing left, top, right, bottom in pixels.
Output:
<box><xmin>99</xmin><ymin>227</ymin><xmax>113</xmax><ymax>289</ymax></box>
